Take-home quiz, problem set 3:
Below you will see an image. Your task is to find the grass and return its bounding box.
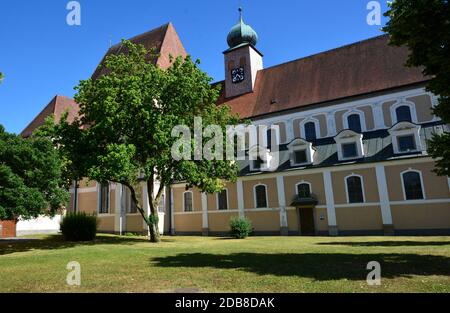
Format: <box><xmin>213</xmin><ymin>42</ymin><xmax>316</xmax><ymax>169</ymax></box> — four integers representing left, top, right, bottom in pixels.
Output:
<box><xmin>0</xmin><ymin>234</ymin><xmax>449</xmax><ymax>293</ymax></box>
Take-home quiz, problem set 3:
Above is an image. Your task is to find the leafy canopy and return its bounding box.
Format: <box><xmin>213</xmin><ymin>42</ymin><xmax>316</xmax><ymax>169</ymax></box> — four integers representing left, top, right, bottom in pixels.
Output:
<box><xmin>51</xmin><ymin>40</ymin><xmax>240</xmax><ymax>241</ymax></box>
<box><xmin>0</xmin><ymin>125</ymin><xmax>69</xmax><ymax>220</ymax></box>
<box><xmin>383</xmin><ymin>0</ymin><xmax>450</xmax><ymax>175</ymax></box>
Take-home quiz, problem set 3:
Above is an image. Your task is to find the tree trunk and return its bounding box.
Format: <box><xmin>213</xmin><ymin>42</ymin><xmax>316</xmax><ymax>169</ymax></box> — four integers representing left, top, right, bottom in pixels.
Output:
<box><xmin>147</xmin><ymin>180</ymin><xmax>161</xmax><ymax>243</ymax></box>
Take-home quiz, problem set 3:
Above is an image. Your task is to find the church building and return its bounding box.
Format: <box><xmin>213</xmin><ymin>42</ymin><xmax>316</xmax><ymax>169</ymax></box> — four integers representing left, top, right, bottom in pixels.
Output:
<box><xmin>23</xmin><ymin>11</ymin><xmax>450</xmax><ymax>236</ymax></box>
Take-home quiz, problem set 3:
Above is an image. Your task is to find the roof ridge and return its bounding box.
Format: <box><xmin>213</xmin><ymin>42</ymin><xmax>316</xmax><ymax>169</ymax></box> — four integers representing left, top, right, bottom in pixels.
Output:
<box><xmin>110</xmin><ymin>22</ymin><xmax>170</xmax><ymax>49</ymax></box>
<box><xmin>262</xmin><ymin>34</ymin><xmax>389</xmax><ymax>72</ymax></box>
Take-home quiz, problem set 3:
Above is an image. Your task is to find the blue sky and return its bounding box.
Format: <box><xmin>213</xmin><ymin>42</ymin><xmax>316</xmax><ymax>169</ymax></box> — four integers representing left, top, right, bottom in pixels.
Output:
<box><xmin>0</xmin><ymin>0</ymin><xmax>389</xmax><ymax>134</ymax></box>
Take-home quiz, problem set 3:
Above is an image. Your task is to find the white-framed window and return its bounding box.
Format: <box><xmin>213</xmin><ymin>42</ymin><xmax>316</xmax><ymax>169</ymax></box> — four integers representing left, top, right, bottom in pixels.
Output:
<box><xmin>334</xmin><ymin>130</ymin><xmax>365</xmax><ymax>161</ymax></box>
<box><xmin>98</xmin><ymin>182</ymin><xmax>110</xmax><ymax>214</ymax></box>
<box><xmin>248</xmin><ymin>145</ymin><xmax>273</xmax><ymax>171</ymax></box>
<box><xmin>300</xmin><ymin>118</ymin><xmax>320</xmax><ymax>141</ymax></box>
<box><xmin>183</xmin><ymin>191</ymin><xmax>193</xmax><ymax>212</ymax></box>
<box><xmin>343</xmin><ymin>110</ymin><xmax>366</xmax><ymax>133</ymax></box>
<box><xmin>216</xmin><ymin>189</ymin><xmax>229</xmax><ymax>211</ymax></box>
<box><xmin>253</xmin><ymin>184</ymin><xmax>268</xmax><ymax>208</ymax></box>
<box><xmin>401</xmin><ymin>169</ymin><xmax>425</xmax><ymax>200</ymax></box>
<box><xmin>388</xmin><ymin>122</ymin><xmax>422</xmax><ymax>154</ymax></box>
<box><xmin>295</xmin><ymin>181</ymin><xmax>312</xmax><ymax>198</ymax></box>
<box><xmin>287</xmin><ymin>138</ymin><xmax>315</xmax><ymax>166</ymax></box>
<box><xmin>344</xmin><ymin>174</ymin><xmax>365</xmax><ymax>204</ymax></box>
<box><xmin>390</xmin><ymin>101</ymin><xmax>418</xmax><ymax>124</ymax></box>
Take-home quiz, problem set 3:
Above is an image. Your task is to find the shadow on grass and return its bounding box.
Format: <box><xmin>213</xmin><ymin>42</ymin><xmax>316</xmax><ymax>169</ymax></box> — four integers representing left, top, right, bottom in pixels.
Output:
<box><xmin>152</xmin><ymin>252</ymin><xmax>450</xmax><ymax>280</ymax></box>
<box><xmin>0</xmin><ymin>234</ymin><xmax>168</xmax><ymax>255</ymax></box>
<box><xmin>318</xmin><ymin>241</ymin><xmax>450</xmax><ymax>247</ymax></box>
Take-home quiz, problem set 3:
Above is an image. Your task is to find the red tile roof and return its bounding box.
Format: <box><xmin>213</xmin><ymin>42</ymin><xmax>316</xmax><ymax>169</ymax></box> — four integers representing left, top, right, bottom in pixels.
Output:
<box><xmin>217</xmin><ymin>35</ymin><xmax>428</xmax><ymax>119</ymax></box>
<box><xmin>23</xmin><ymin>23</ymin><xmax>187</xmax><ymax>137</ymax></box>
<box><xmin>21</xmin><ymin>95</ymin><xmax>79</xmax><ymax>138</ymax></box>
<box><xmin>91</xmin><ymin>22</ymin><xmax>187</xmax><ymax>80</ymax></box>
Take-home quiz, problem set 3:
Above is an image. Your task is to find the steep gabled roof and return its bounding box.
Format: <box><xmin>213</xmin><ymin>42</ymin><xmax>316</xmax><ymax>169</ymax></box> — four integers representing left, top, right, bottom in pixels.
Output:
<box><xmin>217</xmin><ymin>35</ymin><xmax>428</xmax><ymax>119</ymax></box>
<box><xmin>21</xmin><ymin>95</ymin><xmax>79</xmax><ymax>138</ymax></box>
<box><xmin>22</xmin><ymin>23</ymin><xmax>187</xmax><ymax>137</ymax></box>
<box><xmin>91</xmin><ymin>22</ymin><xmax>187</xmax><ymax>80</ymax></box>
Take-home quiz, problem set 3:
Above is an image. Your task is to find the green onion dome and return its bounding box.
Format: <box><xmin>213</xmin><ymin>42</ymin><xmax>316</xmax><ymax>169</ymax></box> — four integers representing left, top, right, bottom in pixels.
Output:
<box><xmin>227</xmin><ymin>8</ymin><xmax>258</xmax><ymax>48</ymax></box>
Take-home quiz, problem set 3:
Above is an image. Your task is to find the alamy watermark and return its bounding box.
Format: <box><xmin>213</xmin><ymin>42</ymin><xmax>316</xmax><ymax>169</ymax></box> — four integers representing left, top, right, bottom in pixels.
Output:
<box><xmin>367</xmin><ymin>1</ymin><xmax>382</xmax><ymax>26</ymax></box>
<box><xmin>366</xmin><ymin>261</ymin><xmax>381</xmax><ymax>286</ymax></box>
<box><xmin>171</xmin><ymin>118</ymin><xmax>280</xmax><ymax>170</ymax></box>
<box><xmin>66</xmin><ymin>1</ymin><xmax>81</xmax><ymax>26</ymax></box>
<box><xmin>66</xmin><ymin>261</ymin><xmax>81</xmax><ymax>286</ymax></box>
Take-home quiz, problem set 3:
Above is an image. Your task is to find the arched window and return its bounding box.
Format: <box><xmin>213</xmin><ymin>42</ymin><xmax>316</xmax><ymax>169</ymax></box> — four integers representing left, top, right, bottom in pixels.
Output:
<box><xmin>183</xmin><ymin>192</ymin><xmax>193</xmax><ymax>212</ymax></box>
<box><xmin>346</xmin><ymin>176</ymin><xmax>364</xmax><ymax>203</ymax></box>
<box><xmin>254</xmin><ymin>185</ymin><xmax>268</xmax><ymax>208</ymax></box>
<box><xmin>304</xmin><ymin>122</ymin><xmax>317</xmax><ymax>141</ymax></box>
<box><xmin>402</xmin><ymin>171</ymin><xmax>424</xmax><ymax>200</ymax></box>
<box><xmin>396</xmin><ymin>106</ymin><xmax>412</xmax><ymax>123</ymax></box>
<box><xmin>217</xmin><ymin>189</ymin><xmax>228</xmax><ymax>210</ymax></box>
<box><xmin>296</xmin><ymin>183</ymin><xmax>311</xmax><ymax>198</ymax></box>
<box><xmin>347</xmin><ymin>114</ymin><xmax>362</xmax><ymax>133</ymax></box>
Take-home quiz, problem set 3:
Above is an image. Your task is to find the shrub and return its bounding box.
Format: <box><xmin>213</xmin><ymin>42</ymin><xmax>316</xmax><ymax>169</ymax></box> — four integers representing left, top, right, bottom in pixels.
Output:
<box><xmin>229</xmin><ymin>216</ymin><xmax>253</xmax><ymax>239</ymax></box>
<box><xmin>60</xmin><ymin>212</ymin><xmax>99</xmax><ymax>241</ymax></box>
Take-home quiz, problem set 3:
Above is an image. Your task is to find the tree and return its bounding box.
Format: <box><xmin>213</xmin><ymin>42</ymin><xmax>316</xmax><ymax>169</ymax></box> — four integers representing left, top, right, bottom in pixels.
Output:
<box><xmin>0</xmin><ymin>72</ymin><xmax>4</xmax><ymax>83</ymax></box>
<box><xmin>52</xmin><ymin>41</ymin><xmax>240</xmax><ymax>242</ymax></box>
<box><xmin>383</xmin><ymin>0</ymin><xmax>450</xmax><ymax>176</ymax></box>
<box><xmin>0</xmin><ymin>125</ymin><xmax>69</xmax><ymax>221</ymax></box>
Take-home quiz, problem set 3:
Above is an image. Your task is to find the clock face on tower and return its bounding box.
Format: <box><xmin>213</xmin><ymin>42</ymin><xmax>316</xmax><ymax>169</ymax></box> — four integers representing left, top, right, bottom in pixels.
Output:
<box><xmin>231</xmin><ymin>67</ymin><xmax>245</xmax><ymax>84</ymax></box>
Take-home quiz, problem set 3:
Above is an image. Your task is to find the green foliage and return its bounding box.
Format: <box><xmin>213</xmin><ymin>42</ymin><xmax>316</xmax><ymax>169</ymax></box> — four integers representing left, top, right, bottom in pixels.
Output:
<box><xmin>0</xmin><ymin>72</ymin><xmax>3</xmax><ymax>83</ymax></box>
<box><xmin>0</xmin><ymin>124</ymin><xmax>69</xmax><ymax>220</ymax></box>
<box><xmin>229</xmin><ymin>216</ymin><xmax>253</xmax><ymax>239</ymax></box>
<box><xmin>383</xmin><ymin>0</ymin><xmax>450</xmax><ymax>175</ymax></box>
<box><xmin>60</xmin><ymin>212</ymin><xmax>99</xmax><ymax>241</ymax></box>
<box><xmin>50</xmin><ymin>40</ymin><xmax>240</xmax><ymax>242</ymax></box>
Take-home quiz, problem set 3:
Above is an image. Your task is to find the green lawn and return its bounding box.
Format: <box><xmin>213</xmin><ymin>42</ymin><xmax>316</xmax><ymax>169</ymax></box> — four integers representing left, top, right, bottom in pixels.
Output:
<box><xmin>0</xmin><ymin>234</ymin><xmax>449</xmax><ymax>293</ymax></box>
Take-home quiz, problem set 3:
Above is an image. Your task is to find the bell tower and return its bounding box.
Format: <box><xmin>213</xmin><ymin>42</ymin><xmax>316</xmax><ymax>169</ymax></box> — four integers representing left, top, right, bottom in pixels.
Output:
<box><xmin>224</xmin><ymin>8</ymin><xmax>263</xmax><ymax>98</ymax></box>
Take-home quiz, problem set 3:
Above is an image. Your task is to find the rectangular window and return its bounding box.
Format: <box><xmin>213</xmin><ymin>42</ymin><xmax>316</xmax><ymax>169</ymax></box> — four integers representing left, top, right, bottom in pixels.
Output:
<box><xmin>184</xmin><ymin>192</ymin><xmax>193</xmax><ymax>212</ymax></box>
<box><xmin>294</xmin><ymin>150</ymin><xmax>308</xmax><ymax>164</ymax></box>
<box><xmin>398</xmin><ymin>135</ymin><xmax>416</xmax><ymax>152</ymax></box>
<box><xmin>218</xmin><ymin>190</ymin><xmax>228</xmax><ymax>210</ymax></box>
<box><xmin>342</xmin><ymin>142</ymin><xmax>358</xmax><ymax>158</ymax></box>
<box><xmin>158</xmin><ymin>195</ymin><xmax>165</xmax><ymax>213</ymax></box>
<box><xmin>99</xmin><ymin>183</ymin><xmax>109</xmax><ymax>214</ymax></box>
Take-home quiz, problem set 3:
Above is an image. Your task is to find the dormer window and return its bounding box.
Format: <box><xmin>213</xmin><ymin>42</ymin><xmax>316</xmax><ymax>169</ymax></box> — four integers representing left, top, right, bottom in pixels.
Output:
<box><xmin>294</xmin><ymin>150</ymin><xmax>308</xmax><ymax>164</ymax></box>
<box><xmin>397</xmin><ymin>135</ymin><xmax>416</xmax><ymax>152</ymax></box>
<box><xmin>342</xmin><ymin>142</ymin><xmax>358</xmax><ymax>159</ymax></box>
<box><xmin>287</xmin><ymin>139</ymin><xmax>315</xmax><ymax>166</ymax></box>
<box><xmin>388</xmin><ymin>122</ymin><xmax>422</xmax><ymax>155</ymax></box>
<box><xmin>248</xmin><ymin>145</ymin><xmax>273</xmax><ymax>171</ymax></box>
<box><xmin>334</xmin><ymin>130</ymin><xmax>364</xmax><ymax>161</ymax></box>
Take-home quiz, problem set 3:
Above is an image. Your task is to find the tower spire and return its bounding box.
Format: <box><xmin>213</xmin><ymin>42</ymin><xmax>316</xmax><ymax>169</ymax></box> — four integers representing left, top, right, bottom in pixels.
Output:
<box><xmin>238</xmin><ymin>7</ymin><xmax>243</xmax><ymax>22</ymax></box>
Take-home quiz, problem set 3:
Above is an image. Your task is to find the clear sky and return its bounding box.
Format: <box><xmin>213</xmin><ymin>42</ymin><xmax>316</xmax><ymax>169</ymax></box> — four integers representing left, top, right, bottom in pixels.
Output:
<box><xmin>0</xmin><ymin>0</ymin><xmax>389</xmax><ymax>134</ymax></box>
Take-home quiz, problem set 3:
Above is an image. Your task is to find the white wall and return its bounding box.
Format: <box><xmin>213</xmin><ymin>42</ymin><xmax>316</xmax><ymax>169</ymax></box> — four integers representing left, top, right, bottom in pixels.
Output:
<box><xmin>16</xmin><ymin>215</ymin><xmax>63</xmax><ymax>235</ymax></box>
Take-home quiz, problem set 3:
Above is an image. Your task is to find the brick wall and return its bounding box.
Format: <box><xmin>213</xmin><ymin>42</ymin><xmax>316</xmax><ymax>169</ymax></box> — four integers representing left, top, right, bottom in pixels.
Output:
<box><xmin>0</xmin><ymin>220</ymin><xmax>16</xmax><ymax>238</ymax></box>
